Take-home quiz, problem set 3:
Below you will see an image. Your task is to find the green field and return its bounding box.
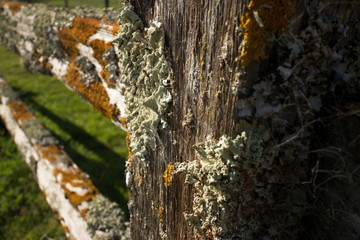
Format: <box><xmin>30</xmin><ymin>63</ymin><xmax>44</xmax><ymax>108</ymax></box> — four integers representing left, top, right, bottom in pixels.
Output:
<box><xmin>31</xmin><ymin>0</ymin><xmax>123</xmax><ymax>9</ymax></box>
<box><xmin>0</xmin><ymin>2</ymin><xmax>129</xmax><ymax>235</ymax></box>
<box><xmin>0</xmin><ymin>123</ymin><xmax>67</xmax><ymax>239</ymax></box>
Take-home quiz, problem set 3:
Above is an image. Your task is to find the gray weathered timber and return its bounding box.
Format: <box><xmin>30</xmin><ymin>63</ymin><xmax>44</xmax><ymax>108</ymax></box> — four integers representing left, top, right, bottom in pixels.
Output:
<box><xmin>0</xmin><ymin>2</ymin><xmax>127</xmax><ymax>130</ymax></box>
<box><xmin>0</xmin><ymin>77</ymin><xmax>130</xmax><ymax>240</ymax></box>
<box><xmin>1</xmin><ymin>0</ymin><xmax>360</xmax><ymax>239</ymax></box>
<box><xmin>128</xmin><ymin>0</ymin><xmax>360</xmax><ymax>239</ymax></box>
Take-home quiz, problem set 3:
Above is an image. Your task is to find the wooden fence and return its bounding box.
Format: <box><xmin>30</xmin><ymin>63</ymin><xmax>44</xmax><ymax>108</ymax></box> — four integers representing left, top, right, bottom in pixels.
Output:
<box><xmin>1</xmin><ymin>1</ymin><xmax>360</xmax><ymax>239</ymax></box>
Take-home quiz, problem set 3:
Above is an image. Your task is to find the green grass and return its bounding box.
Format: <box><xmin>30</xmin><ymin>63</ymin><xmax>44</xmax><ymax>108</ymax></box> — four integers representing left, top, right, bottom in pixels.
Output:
<box><xmin>0</xmin><ymin>2</ymin><xmax>129</xmax><ymax>238</ymax></box>
<box><xmin>30</xmin><ymin>0</ymin><xmax>123</xmax><ymax>9</ymax></box>
<box><xmin>0</xmin><ymin>122</ymin><xmax>67</xmax><ymax>240</ymax></box>
<box><xmin>0</xmin><ymin>45</ymin><xmax>128</xmax><ymax>206</ymax></box>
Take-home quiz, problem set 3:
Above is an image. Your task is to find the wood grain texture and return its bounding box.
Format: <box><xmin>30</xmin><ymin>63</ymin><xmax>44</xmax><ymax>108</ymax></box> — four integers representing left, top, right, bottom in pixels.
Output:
<box><xmin>129</xmin><ymin>1</ymin><xmax>246</xmax><ymax>239</ymax></box>
<box><xmin>129</xmin><ymin>0</ymin><xmax>360</xmax><ymax>239</ymax></box>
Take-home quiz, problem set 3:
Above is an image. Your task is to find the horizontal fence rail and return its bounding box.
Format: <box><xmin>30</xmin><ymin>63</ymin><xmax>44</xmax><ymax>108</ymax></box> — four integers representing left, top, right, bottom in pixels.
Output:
<box><xmin>0</xmin><ymin>1</ymin><xmax>127</xmax><ymax>130</ymax></box>
<box><xmin>0</xmin><ymin>76</ymin><xmax>130</xmax><ymax>240</ymax></box>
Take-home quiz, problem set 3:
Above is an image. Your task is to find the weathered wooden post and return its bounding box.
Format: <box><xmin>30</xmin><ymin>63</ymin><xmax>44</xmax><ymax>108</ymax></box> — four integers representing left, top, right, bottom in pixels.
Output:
<box><xmin>1</xmin><ymin>0</ymin><xmax>360</xmax><ymax>239</ymax></box>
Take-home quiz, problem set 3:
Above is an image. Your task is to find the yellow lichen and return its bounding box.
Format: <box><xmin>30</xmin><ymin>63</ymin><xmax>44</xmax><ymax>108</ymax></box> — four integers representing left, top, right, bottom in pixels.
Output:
<box><xmin>163</xmin><ymin>164</ymin><xmax>174</xmax><ymax>187</ymax></box>
<box><xmin>7</xmin><ymin>102</ymin><xmax>35</xmax><ymax>122</ymax></box>
<box><xmin>58</xmin><ymin>17</ymin><xmax>121</xmax><ymax>121</ymax></box>
<box><xmin>89</xmin><ymin>39</ymin><xmax>116</xmax><ymax>88</ymax></box>
<box><xmin>120</xmin><ymin>117</ymin><xmax>127</xmax><ymax>127</ymax></box>
<box><xmin>38</xmin><ymin>145</ymin><xmax>63</xmax><ymax>163</ymax></box>
<box><xmin>1</xmin><ymin>1</ymin><xmax>28</xmax><ymax>14</ymax></box>
<box><xmin>89</xmin><ymin>39</ymin><xmax>112</xmax><ymax>67</ymax></box>
<box><xmin>109</xmin><ymin>23</ymin><xmax>121</xmax><ymax>36</ymax></box>
<box><xmin>239</xmin><ymin>0</ymin><xmax>295</xmax><ymax>67</ymax></box>
<box><xmin>32</xmin><ymin>50</ymin><xmax>52</xmax><ymax>71</ymax></box>
<box><xmin>58</xmin><ymin>17</ymin><xmax>100</xmax><ymax>60</ymax></box>
<box><xmin>54</xmin><ymin>168</ymin><xmax>98</xmax><ymax>208</ymax></box>
<box><xmin>66</xmin><ymin>62</ymin><xmax>120</xmax><ymax>120</ymax></box>
<box><xmin>134</xmin><ymin>173</ymin><xmax>143</xmax><ymax>186</ymax></box>
<box><xmin>126</xmin><ymin>133</ymin><xmax>133</xmax><ymax>158</ymax></box>
<box><xmin>158</xmin><ymin>206</ymin><xmax>165</xmax><ymax>222</ymax></box>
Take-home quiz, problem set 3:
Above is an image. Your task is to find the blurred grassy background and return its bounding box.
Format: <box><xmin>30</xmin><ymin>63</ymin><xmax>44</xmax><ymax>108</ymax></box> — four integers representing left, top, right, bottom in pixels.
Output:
<box><xmin>0</xmin><ymin>122</ymin><xmax>67</xmax><ymax>239</ymax></box>
<box><xmin>0</xmin><ymin>1</ymin><xmax>129</xmax><ymax>238</ymax></box>
<box><xmin>28</xmin><ymin>0</ymin><xmax>123</xmax><ymax>9</ymax></box>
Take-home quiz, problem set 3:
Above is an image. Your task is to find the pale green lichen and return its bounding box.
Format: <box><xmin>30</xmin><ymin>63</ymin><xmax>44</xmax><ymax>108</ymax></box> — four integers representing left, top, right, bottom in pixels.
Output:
<box><xmin>22</xmin><ymin>4</ymin><xmax>117</xmax><ymax>58</ymax></box>
<box><xmin>21</xmin><ymin>119</ymin><xmax>59</xmax><ymax>147</ymax></box>
<box><xmin>0</xmin><ymin>83</ymin><xmax>56</xmax><ymax>146</ymax></box>
<box><xmin>175</xmin><ymin>123</ymin><xmax>296</xmax><ymax>239</ymax></box>
<box><xmin>0</xmin><ymin>5</ymin><xmax>20</xmax><ymax>52</ymax></box>
<box><xmin>1</xmin><ymin>3</ymin><xmax>119</xmax><ymax>73</ymax></box>
<box><xmin>0</xmin><ymin>81</ymin><xmax>19</xmax><ymax>102</ymax></box>
<box><xmin>115</xmin><ymin>6</ymin><xmax>171</xmax><ymax>159</ymax></box>
<box><xmin>86</xmin><ymin>195</ymin><xmax>130</xmax><ymax>240</ymax></box>
<box><xmin>233</xmin><ymin>0</ymin><xmax>360</xmax><ymax>239</ymax></box>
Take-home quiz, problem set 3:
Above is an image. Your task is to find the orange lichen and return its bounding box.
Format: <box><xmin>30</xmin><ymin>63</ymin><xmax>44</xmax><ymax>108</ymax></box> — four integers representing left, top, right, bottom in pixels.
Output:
<box><xmin>163</xmin><ymin>164</ymin><xmax>174</xmax><ymax>187</ymax></box>
<box><xmin>89</xmin><ymin>39</ymin><xmax>112</xmax><ymax>67</ymax></box>
<box><xmin>58</xmin><ymin>17</ymin><xmax>122</xmax><ymax>122</ymax></box>
<box><xmin>54</xmin><ymin>168</ymin><xmax>98</xmax><ymax>208</ymax></box>
<box><xmin>134</xmin><ymin>173</ymin><xmax>143</xmax><ymax>186</ymax></box>
<box><xmin>109</xmin><ymin>23</ymin><xmax>120</xmax><ymax>36</ymax></box>
<box><xmin>7</xmin><ymin>102</ymin><xmax>35</xmax><ymax>122</ymax></box>
<box><xmin>100</xmin><ymin>22</ymin><xmax>121</xmax><ymax>36</ymax></box>
<box><xmin>100</xmin><ymin>68</ymin><xmax>113</xmax><ymax>86</ymax></box>
<box><xmin>79</xmin><ymin>208</ymin><xmax>89</xmax><ymax>218</ymax></box>
<box><xmin>158</xmin><ymin>206</ymin><xmax>165</xmax><ymax>222</ymax></box>
<box><xmin>89</xmin><ymin>39</ymin><xmax>116</xmax><ymax>88</ymax></box>
<box><xmin>239</xmin><ymin>0</ymin><xmax>295</xmax><ymax>67</ymax></box>
<box><xmin>66</xmin><ymin>62</ymin><xmax>120</xmax><ymax>120</ymax></box>
<box><xmin>58</xmin><ymin>17</ymin><xmax>101</xmax><ymax>60</ymax></box>
<box><xmin>32</xmin><ymin>50</ymin><xmax>52</xmax><ymax>71</ymax></box>
<box><xmin>126</xmin><ymin>133</ymin><xmax>133</xmax><ymax>158</ymax></box>
<box><xmin>1</xmin><ymin>1</ymin><xmax>28</xmax><ymax>14</ymax></box>
<box><xmin>38</xmin><ymin>145</ymin><xmax>63</xmax><ymax>162</ymax></box>
<box><xmin>58</xmin><ymin>28</ymin><xmax>79</xmax><ymax>61</ymax></box>
<box><xmin>120</xmin><ymin>117</ymin><xmax>127</xmax><ymax>127</ymax></box>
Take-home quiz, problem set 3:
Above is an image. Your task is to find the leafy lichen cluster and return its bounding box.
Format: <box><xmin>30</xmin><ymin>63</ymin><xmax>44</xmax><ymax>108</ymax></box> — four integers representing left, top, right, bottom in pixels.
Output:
<box><xmin>0</xmin><ymin>4</ymin><xmax>20</xmax><ymax>52</ymax></box>
<box><xmin>1</xmin><ymin>77</ymin><xmax>131</xmax><ymax>239</ymax></box>
<box><xmin>86</xmin><ymin>195</ymin><xmax>130</xmax><ymax>240</ymax></box>
<box><xmin>176</xmin><ymin>122</ymin><xmax>306</xmax><ymax>239</ymax></box>
<box><xmin>0</xmin><ymin>3</ymin><xmax>125</xmax><ymax>125</ymax></box>
<box><xmin>177</xmin><ymin>1</ymin><xmax>360</xmax><ymax>239</ymax></box>
<box><xmin>235</xmin><ymin>0</ymin><xmax>360</xmax><ymax>239</ymax></box>
<box><xmin>115</xmin><ymin>6</ymin><xmax>171</xmax><ymax>159</ymax></box>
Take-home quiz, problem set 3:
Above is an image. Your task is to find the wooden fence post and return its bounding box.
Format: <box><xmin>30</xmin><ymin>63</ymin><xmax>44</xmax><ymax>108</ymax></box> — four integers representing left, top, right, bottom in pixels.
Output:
<box><xmin>1</xmin><ymin>1</ymin><xmax>360</xmax><ymax>239</ymax></box>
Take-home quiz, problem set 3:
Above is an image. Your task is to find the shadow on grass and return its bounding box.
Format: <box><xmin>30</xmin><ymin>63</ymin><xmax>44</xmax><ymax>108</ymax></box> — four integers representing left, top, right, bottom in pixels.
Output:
<box><xmin>15</xmin><ymin>89</ymin><xmax>129</xmax><ymax>216</ymax></box>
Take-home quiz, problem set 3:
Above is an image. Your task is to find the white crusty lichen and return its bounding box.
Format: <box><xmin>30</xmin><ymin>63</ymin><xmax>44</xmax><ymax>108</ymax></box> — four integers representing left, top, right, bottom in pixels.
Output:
<box><xmin>175</xmin><ymin>124</ymin><xmax>282</xmax><ymax>239</ymax></box>
<box><xmin>86</xmin><ymin>195</ymin><xmax>130</xmax><ymax>240</ymax></box>
<box><xmin>115</xmin><ymin>6</ymin><xmax>171</xmax><ymax>159</ymax></box>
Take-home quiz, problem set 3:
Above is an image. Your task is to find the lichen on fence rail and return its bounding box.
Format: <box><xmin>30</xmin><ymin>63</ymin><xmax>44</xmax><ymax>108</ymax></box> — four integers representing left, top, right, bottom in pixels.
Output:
<box><xmin>0</xmin><ymin>1</ymin><xmax>127</xmax><ymax>130</ymax></box>
<box><xmin>0</xmin><ymin>76</ymin><xmax>130</xmax><ymax>240</ymax></box>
